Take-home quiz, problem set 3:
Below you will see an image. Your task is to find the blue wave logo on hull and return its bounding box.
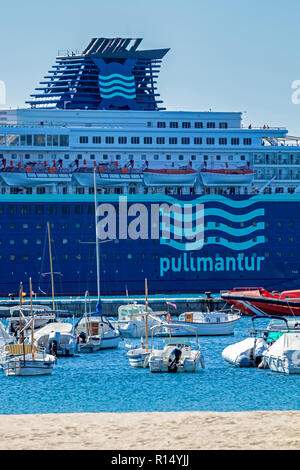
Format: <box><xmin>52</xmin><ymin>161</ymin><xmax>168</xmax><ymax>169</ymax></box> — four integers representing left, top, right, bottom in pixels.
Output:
<box><xmin>159</xmin><ymin>199</ymin><xmax>265</xmax><ymax>252</ymax></box>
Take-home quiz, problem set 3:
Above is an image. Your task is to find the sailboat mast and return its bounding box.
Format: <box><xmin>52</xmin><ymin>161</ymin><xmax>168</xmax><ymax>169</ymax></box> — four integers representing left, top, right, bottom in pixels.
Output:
<box><xmin>93</xmin><ymin>169</ymin><xmax>101</xmax><ymax>302</ymax></box>
<box><xmin>145</xmin><ymin>278</ymin><xmax>148</xmax><ymax>352</ymax></box>
<box><xmin>29</xmin><ymin>277</ymin><xmax>34</xmax><ymax>360</ymax></box>
<box><xmin>47</xmin><ymin>222</ymin><xmax>55</xmax><ymax>311</ymax></box>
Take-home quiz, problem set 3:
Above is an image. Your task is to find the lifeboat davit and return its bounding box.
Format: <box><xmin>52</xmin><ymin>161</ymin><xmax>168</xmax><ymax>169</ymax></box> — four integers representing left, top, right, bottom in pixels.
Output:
<box><xmin>200</xmin><ymin>166</ymin><xmax>254</xmax><ymax>186</ymax></box>
<box><xmin>143</xmin><ymin>168</ymin><xmax>197</xmax><ymax>186</ymax></box>
<box><xmin>221</xmin><ymin>287</ymin><xmax>300</xmax><ymax>317</ymax></box>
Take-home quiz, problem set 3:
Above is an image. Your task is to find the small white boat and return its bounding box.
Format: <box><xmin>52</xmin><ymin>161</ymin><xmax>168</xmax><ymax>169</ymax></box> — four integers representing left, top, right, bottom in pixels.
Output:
<box><xmin>1</xmin><ymin>343</ymin><xmax>56</xmax><ymax>376</ymax></box>
<box><xmin>222</xmin><ymin>315</ymin><xmax>289</xmax><ymax>368</ymax></box>
<box><xmin>168</xmin><ymin>310</ymin><xmax>241</xmax><ymax>336</ymax></box>
<box><xmin>126</xmin><ymin>345</ymin><xmax>150</xmax><ymax>368</ymax></box>
<box><xmin>261</xmin><ymin>332</ymin><xmax>300</xmax><ymax>374</ymax></box>
<box><xmin>148</xmin><ymin>324</ymin><xmax>205</xmax><ymax>373</ymax></box>
<box><xmin>76</xmin><ymin>314</ymin><xmax>120</xmax><ymax>352</ymax></box>
<box><xmin>34</xmin><ymin>321</ymin><xmax>79</xmax><ymax>357</ymax></box>
<box><xmin>113</xmin><ymin>303</ymin><xmax>161</xmax><ymax>338</ymax></box>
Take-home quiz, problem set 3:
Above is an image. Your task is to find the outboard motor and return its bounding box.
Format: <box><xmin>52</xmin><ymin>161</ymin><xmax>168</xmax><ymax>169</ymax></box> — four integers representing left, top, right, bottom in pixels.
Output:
<box><xmin>49</xmin><ymin>331</ymin><xmax>60</xmax><ymax>357</ymax></box>
<box><xmin>79</xmin><ymin>331</ymin><xmax>87</xmax><ymax>344</ymax></box>
<box><xmin>168</xmin><ymin>347</ymin><xmax>182</xmax><ymax>372</ymax></box>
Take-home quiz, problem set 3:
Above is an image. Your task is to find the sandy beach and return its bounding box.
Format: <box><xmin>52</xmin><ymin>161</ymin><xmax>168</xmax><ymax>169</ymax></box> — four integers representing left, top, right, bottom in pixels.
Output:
<box><xmin>0</xmin><ymin>411</ymin><xmax>299</xmax><ymax>450</ymax></box>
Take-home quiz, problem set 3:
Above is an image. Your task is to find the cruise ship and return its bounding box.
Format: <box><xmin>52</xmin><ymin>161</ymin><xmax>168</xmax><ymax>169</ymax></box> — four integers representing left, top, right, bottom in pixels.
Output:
<box><xmin>0</xmin><ymin>37</ymin><xmax>300</xmax><ymax>297</ymax></box>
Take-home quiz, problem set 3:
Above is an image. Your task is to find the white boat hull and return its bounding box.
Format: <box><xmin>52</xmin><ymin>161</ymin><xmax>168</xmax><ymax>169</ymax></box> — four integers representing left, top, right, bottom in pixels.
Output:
<box><xmin>3</xmin><ymin>354</ymin><xmax>55</xmax><ymax>376</ymax></box>
<box><xmin>144</xmin><ymin>172</ymin><xmax>197</xmax><ymax>186</ymax></box>
<box><xmin>200</xmin><ymin>171</ymin><xmax>254</xmax><ymax>186</ymax></box>
<box><xmin>149</xmin><ymin>353</ymin><xmax>203</xmax><ymax>373</ymax></box>
<box><xmin>127</xmin><ymin>348</ymin><xmax>150</xmax><ymax>368</ymax></box>
<box><xmin>0</xmin><ymin>172</ymin><xmax>71</xmax><ymax>186</ymax></box>
<box><xmin>164</xmin><ymin>318</ymin><xmax>239</xmax><ymax>336</ymax></box>
<box><xmin>262</xmin><ymin>353</ymin><xmax>300</xmax><ymax>374</ymax></box>
<box><xmin>72</xmin><ymin>172</ymin><xmax>142</xmax><ymax>187</ymax></box>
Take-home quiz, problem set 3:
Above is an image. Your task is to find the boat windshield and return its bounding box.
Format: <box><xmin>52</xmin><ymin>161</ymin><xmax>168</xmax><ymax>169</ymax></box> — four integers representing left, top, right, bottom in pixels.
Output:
<box><xmin>118</xmin><ymin>304</ymin><xmax>153</xmax><ymax>321</ymax></box>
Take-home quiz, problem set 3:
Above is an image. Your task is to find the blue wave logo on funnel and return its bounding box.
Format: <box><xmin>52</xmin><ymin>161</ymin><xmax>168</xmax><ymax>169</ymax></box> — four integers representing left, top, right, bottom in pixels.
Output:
<box><xmin>159</xmin><ymin>198</ymin><xmax>265</xmax><ymax>252</ymax></box>
<box><xmin>92</xmin><ymin>58</ymin><xmax>137</xmax><ymax>108</ymax></box>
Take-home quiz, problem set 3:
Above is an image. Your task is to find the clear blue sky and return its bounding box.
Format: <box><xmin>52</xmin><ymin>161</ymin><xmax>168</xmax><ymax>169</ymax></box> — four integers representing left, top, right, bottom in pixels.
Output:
<box><xmin>1</xmin><ymin>0</ymin><xmax>300</xmax><ymax>134</ymax></box>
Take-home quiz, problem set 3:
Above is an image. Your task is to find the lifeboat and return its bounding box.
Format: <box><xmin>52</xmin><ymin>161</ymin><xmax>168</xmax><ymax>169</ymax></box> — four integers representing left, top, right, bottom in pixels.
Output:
<box><xmin>72</xmin><ymin>164</ymin><xmax>143</xmax><ymax>187</ymax></box>
<box><xmin>143</xmin><ymin>168</ymin><xmax>197</xmax><ymax>186</ymax></box>
<box><xmin>0</xmin><ymin>164</ymin><xmax>72</xmax><ymax>186</ymax></box>
<box><xmin>221</xmin><ymin>287</ymin><xmax>300</xmax><ymax>317</ymax></box>
<box><xmin>200</xmin><ymin>165</ymin><xmax>254</xmax><ymax>186</ymax></box>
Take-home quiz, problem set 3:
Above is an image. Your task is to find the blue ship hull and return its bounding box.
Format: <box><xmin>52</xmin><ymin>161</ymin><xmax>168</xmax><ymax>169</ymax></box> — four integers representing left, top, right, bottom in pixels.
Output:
<box><xmin>0</xmin><ymin>193</ymin><xmax>299</xmax><ymax>296</ymax></box>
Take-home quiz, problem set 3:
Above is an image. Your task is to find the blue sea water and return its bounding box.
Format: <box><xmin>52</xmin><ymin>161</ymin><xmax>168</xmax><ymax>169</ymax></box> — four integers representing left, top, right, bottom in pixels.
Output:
<box><xmin>0</xmin><ymin>317</ymin><xmax>299</xmax><ymax>415</ymax></box>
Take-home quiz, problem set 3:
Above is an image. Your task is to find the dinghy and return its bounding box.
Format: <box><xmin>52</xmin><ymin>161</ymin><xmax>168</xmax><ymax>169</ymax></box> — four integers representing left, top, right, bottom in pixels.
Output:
<box><xmin>261</xmin><ymin>332</ymin><xmax>300</xmax><ymax>374</ymax></box>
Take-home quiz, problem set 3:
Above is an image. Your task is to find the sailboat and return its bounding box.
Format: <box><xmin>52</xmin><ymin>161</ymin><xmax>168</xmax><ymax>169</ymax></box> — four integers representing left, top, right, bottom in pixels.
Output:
<box><xmin>126</xmin><ymin>279</ymin><xmax>152</xmax><ymax>368</ymax></box>
<box><xmin>76</xmin><ymin>170</ymin><xmax>120</xmax><ymax>352</ymax></box>
<box><xmin>1</xmin><ymin>279</ymin><xmax>56</xmax><ymax>376</ymax></box>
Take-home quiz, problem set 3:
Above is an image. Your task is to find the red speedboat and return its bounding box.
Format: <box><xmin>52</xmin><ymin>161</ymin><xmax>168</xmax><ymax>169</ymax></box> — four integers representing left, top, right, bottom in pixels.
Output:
<box><xmin>221</xmin><ymin>287</ymin><xmax>300</xmax><ymax>317</ymax></box>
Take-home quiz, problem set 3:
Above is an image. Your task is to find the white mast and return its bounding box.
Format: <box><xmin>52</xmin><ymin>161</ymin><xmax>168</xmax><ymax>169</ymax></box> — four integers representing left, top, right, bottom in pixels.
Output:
<box><xmin>93</xmin><ymin>169</ymin><xmax>101</xmax><ymax>304</ymax></box>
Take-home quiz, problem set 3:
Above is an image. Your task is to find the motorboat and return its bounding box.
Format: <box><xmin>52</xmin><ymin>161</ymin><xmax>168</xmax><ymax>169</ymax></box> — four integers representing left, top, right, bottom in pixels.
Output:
<box><xmin>7</xmin><ymin>305</ymin><xmax>55</xmax><ymax>337</ymax></box>
<box><xmin>222</xmin><ymin>315</ymin><xmax>291</xmax><ymax>367</ymax></box>
<box><xmin>1</xmin><ymin>343</ymin><xmax>56</xmax><ymax>376</ymax></box>
<box><xmin>166</xmin><ymin>309</ymin><xmax>241</xmax><ymax>336</ymax></box>
<box><xmin>261</xmin><ymin>332</ymin><xmax>300</xmax><ymax>374</ymax></box>
<box><xmin>126</xmin><ymin>340</ymin><xmax>150</xmax><ymax>368</ymax></box>
<box><xmin>34</xmin><ymin>321</ymin><xmax>79</xmax><ymax>357</ymax></box>
<box><xmin>76</xmin><ymin>313</ymin><xmax>120</xmax><ymax>352</ymax></box>
<box><xmin>221</xmin><ymin>287</ymin><xmax>300</xmax><ymax>317</ymax></box>
<box><xmin>112</xmin><ymin>302</ymin><xmax>162</xmax><ymax>338</ymax></box>
<box><xmin>148</xmin><ymin>324</ymin><xmax>205</xmax><ymax>373</ymax></box>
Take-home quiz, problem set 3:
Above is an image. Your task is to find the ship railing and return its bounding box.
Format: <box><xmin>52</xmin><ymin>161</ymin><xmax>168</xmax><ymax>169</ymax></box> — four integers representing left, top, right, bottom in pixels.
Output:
<box><xmin>26</xmin><ymin>172</ymin><xmax>72</xmax><ymax>179</ymax></box>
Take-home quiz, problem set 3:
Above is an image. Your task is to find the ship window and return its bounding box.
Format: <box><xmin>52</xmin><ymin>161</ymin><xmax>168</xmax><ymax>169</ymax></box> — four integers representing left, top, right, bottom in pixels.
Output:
<box><xmin>170</xmin><ymin>122</ymin><xmax>178</xmax><ymax>128</ymax></box>
<box><xmin>231</xmin><ymin>138</ymin><xmax>240</xmax><ymax>145</ymax></box>
<box><xmin>169</xmin><ymin>137</ymin><xmax>177</xmax><ymax>145</ymax></box>
<box><xmin>38</xmin><ymin>154</ymin><xmax>43</xmax><ymax>159</ymax></box>
<box><xmin>23</xmin><ymin>239</ymin><xmax>29</xmax><ymax>245</ymax></box>
<box><xmin>62</xmin><ymin>206</ymin><xmax>70</xmax><ymax>215</ymax></box>
<box><xmin>21</xmin><ymin>206</ymin><xmax>30</xmax><ymax>215</ymax></box>
<box><xmin>207</xmin><ymin>138</ymin><xmax>215</xmax><ymax>145</ymax></box>
<box><xmin>9</xmin><ymin>240</ymin><xmax>15</xmax><ymax>245</ymax></box>
<box><xmin>277</xmin><ymin>252</ymin><xmax>282</xmax><ymax>257</ymax></box>
<box><xmin>194</xmin><ymin>138</ymin><xmax>202</xmax><ymax>145</ymax></box>
<box><xmin>119</xmin><ymin>136</ymin><xmax>127</xmax><ymax>144</ymax></box>
<box><xmin>34</xmin><ymin>135</ymin><xmax>46</xmax><ymax>146</ymax></box>
<box><xmin>64</xmin><ymin>154</ymin><xmax>70</xmax><ymax>159</ymax></box>
<box><xmin>8</xmin><ymin>206</ymin><xmax>17</xmax><ymax>215</ymax></box>
<box><xmin>178</xmin><ymin>155</ymin><xmax>184</xmax><ymax>160</ymax></box>
<box><xmin>22</xmin><ymin>223</ymin><xmax>29</xmax><ymax>229</ymax></box>
<box><xmin>128</xmin><ymin>254</ymin><xmax>133</xmax><ymax>259</ymax></box>
<box><xmin>7</xmin><ymin>134</ymin><xmax>19</xmax><ymax>146</ymax></box>
<box><xmin>92</xmin><ymin>136</ymin><xmax>101</xmax><ymax>144</ymax></box>
<box><xmin>207</xmin><ymin>122</ymin><xmax>215</xmax><ymax>128</ymax></box>
<box><xmin>48</xmin><ymin>206</ymin><xmax>57</xmax><ymax>215</ymax></box>
<box><xmin>219</xmin><ymin>138</ymin><xmax>227</xmax><ymax>145</ymax></box>
<box><xmin>80</xmin><ymin>136</ymin><xmax>88</xmax><ymax>144</ymax></box>
<box><xmin>141</xmin><ymin>155</ymin><xmax>146</xmax><ymax>160</ymax></box>
<box><xmin>166</xmin><ymin>155</ymin><xmax>171</xmax><ymax>160</ymax></box>
<box><xmin>147</xmin><ymin>122</ymin><xmax>152</xmax><ymax>127</ymax></box>
<box><xmin>103</xmin><ymin>155</ymin><xmax>108</xmax><ymax>160</ymax></box>
<box><xmin>157</xmin><ymin>122</ymin><xmax>166</xmax><ymax>128</ymax></box>
<box><xmin>191</xmin><ymin>155</ymin><xmax>196</xmax><ymax>160</ymax></box>
<box><xmin>216</xmin><ymin>155</ymin><xmax>221</xmax><ymax>160</ymax></box>
<box><xmin>131</xmin><ymin>137</ymin><xmax>140</xmax><ymax>144</ymax></box>
<box><xmin>219</xmin><ymin>122</ymin><xmax>228</xmax><ymax>128</ymax></box>
<box><xmin>23</xmin><ymin>256</ymin><xmax>29</xmax><ymax>261</ymax></box>
<box><xmin>144</xmin><ymin>137</ymin><xmax>152</xmax><ymax>144</ymax></box>
<box><xmin>195</xmin><ymin>122</ymin><xmax>203</xmax><ymax>128</ymax></box>
<box><xmin>62</xmin><ymin>239</ymin><xmax>68</xmax><ymax>245</ymax></box>
<box><xmin>182</xmin><ymin>122</ymin><xmax>191</xmax><ymax>128</ymax></box>
<box><xmin>181</xmin><ymin>137</ymin><xmax>190</xmax><ymax>145</ymax></box>
<box><xmin>241</xmin><ymin>155</ymin><xmax>246</xmax><ymax>160</ymax></box>
<box><xmin>0</xmin><ymin>135</ymin><xmax>5</xmax><ymax>145</ymax></box>
<box><xmin>156</xmin><ymin>137</ymin><xmax>165</xmax><ymax>144</ymax></box>
<box><xmin>116</xmin><ymin>155</ymin><xmax>121</xmax><ymax>160</ymax></box>
<box><xmin>36</xmin><ymin>239</ymin><xmax>42</xmax><ymax>245</ymax></box>
<box><xmin>53</xmin><ymin>136</ymin><xmax>59</xmax><ymax>146</ymax></box>
<box><xmin>36</xmin><ymin>187</ymin><xmax>46</xmax><ymax>195</ymax></box>
<box><xmin>10</xmin><ymin>255</ymin><xmax>15</xmax><ymax>261</ymax></box>
<box><xmin>74</xmin><ymin>205</ymin><xmax>83</xmax><ymax>215</ymax></box>
<box><xmin>204</xmin><ymin>155</ymin><xmax>208</xmax><ymax>160</ymax></box>
<box><xmin>106</xmin><ymin>136</ymin><xmax>114</xmax><ymax>144</ymax></box>
<box><xmin>76</xmin><ymin>254</ymin><xmax>81</xmax><ymax>260</ymax></box>
<box><xmin>243</xmin><ymin>138</ymin><xmax>252</xmax><ymax>145</ymax></box>
<box><xmin>154</xmin><ymin>155</ymin><xmax>159</xmax><ymax>160</ymax></box>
